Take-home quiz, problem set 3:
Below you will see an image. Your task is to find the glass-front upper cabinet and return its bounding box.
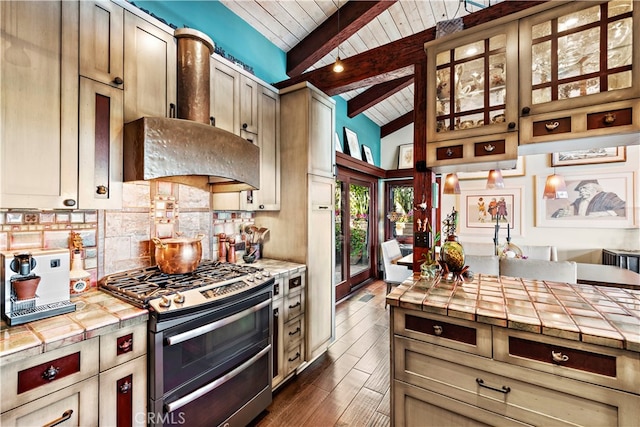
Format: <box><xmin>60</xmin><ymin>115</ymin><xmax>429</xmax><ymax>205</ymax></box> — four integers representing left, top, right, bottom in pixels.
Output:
<box><xmin>425</xmin><ymin>21</ymin><xmax>519</xmax><ymax>142</ymax></box>
<box><xmin>519</xmin><ymin>0</ymin><xmax>639</xmax><ymax>116</ymax></box>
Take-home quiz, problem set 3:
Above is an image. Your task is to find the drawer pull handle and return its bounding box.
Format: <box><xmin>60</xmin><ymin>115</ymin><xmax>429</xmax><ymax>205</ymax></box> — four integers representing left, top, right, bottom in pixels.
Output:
<box><xmin>42</xmin><ymin>365</ymin><xmax>60</xmax><ymax>381</ymax></box>
<box><xmin>119</xmin><ymin>380</ymin><xmax>132</xmax><ymax>394</ymax></box>
<box><xmin>551</xmin><ymin>350</ymin><xmax>569</xmax><ymax>363</ymax></box>
<box><xmin>476</xmin><ymin>378</ymin><xmax>511</xmax><ymax>394</ymax></box>
<box><xmin>603</xmin><ymin>112</ymin><xmax>616</xmax><ymax>125</ymax></box>
<box><xmin>118</xmin><ymin>338</ymin><xmax>133</xmax><ymax>353</ymax></box>
<box><xmin>446</xmin><ymin>148</ymin><xmax>453</xmax><ymax>157</ymax></box>
<box><xmin>545</xmin><ymin>121</ymin><xmax>560</xmax><ymax>131</ymax></box>
<box><xmin>433</xmin><ymin>325</ymin><xmax>443</xmax><ymax>336</ymax></box>
<box><xmin>484</xmin><ymin>144</ymin><xmax>495</xmax><ymax>152</ymax></box>
<box><xmin>288</xmin><ymin>301</ymin><xmax>301</xmax><ymax>309</ymax></box>
<box><xmin>288</xmin><ymin>327</ymin><xmax>301</xmax><ymax>336</ymax></box>
<box><xmin>43</xmin><ymin>409</ymin><xmax>74</xmax><ymax>427</ymax></box>
<box><xmin>288</xmin><ymin>352</ymin><xmax>300</xmax><ymax>362</ymax></box>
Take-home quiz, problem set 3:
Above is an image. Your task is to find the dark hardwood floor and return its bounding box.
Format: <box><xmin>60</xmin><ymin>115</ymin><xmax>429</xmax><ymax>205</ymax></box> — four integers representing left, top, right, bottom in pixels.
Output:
<box><xmin>252</xmin><ymin>279</ymin><xmax>391</xmax><ymax>427</ymax></box>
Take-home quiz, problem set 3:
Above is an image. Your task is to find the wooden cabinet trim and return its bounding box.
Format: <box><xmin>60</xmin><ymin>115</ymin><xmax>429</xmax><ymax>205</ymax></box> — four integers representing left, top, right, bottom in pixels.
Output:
<box><xmin>17</xmin><ymin>352</ymin><xmax>81</xmax><ymax>395</ymax></box>
<box><xmin>116</xmin><ymin>374</ymin><xmax>134</xmax><ymax>427</ymax></box>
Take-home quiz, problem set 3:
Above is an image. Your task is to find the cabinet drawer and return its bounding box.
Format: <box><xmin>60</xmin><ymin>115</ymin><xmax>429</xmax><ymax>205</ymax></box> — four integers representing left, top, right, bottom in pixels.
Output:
<box><xmin>284</xmin><ymin>316</ymin><xmax>304</xmax><ymax>346</ymax></box>
<box><xmin>283</xmin><ymin>291</ymin><xmax>304</xmax><ymax>322</ymax></box>
<box><xmin>395</xmin><ymin>336</ymin><xmax>640</xmax><ymax>426</ymax></box>
<box><xmin>435</xmin><ymin>144</ymin><xmax>463</xmax><ymax>161</ymax></box>
<box><xmin>587</xmin><ymin>107</ymin><xmax>633</xmax><ymax>130</ymax></box>
<box><xmin>99</xmin><ymin>356</ymin><xmax>147</xmax><ymax>427</ymax></box>
<box><xmin>1</xmin><ymin>337</ymin><xmax>99</xmax><ymax>413</ymax></box>
<box><xmin>493</xmin><ymin>327</ymin><xmax>640</xmax><ymax>394</ymax></box>
<box><xmin>1</xmin><ymin>376</ymin><xmax>99</xmax><ymax>427</ymax></box>
<box><xmin>284</xmin><ymin>270</ymin><xmax>305</xmax><ymax>295</ymax></box>
<box><xmin>532</xmin><ymin>116</ymin><xmax>571</xmax><ymax>137</ymax></box>
<box><xmin>272</xmin><ymin>274</ymin><xmax>285</xmax><ymax>301</ymax></box>
<box><xmin>99</xmin><ymin>323</ymin><xmax>147</xmax><ymax>372</ymax></box>
<box><xmin>473</xmin><ymin>139</ymin><xmax>506</xmax><ymax>157</ymax></box>
<box><xmin>427</xmin><ymin>132</ymin><xmax>518</xmax><ymax>173</ymax></box>
<box><xmin>393</xmin><ymin>309</ymin><xmax>492</xmax><ymax>357</ymax></box>
<box><xmin>284</xmin><ymin>341</ymin><xmax>304</xmax><ymax>376</ymax></box>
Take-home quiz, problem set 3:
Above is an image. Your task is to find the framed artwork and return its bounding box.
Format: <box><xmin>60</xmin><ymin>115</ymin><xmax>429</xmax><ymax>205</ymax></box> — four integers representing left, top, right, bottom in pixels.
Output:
<box><xmin>398</xmin><ymin>144</ymin><xmax>413</xmax><ymax>169</ymax></box>
<box><xmin>551</xmin><ymin>147</ymin><xmax>626</xmax><ymax>166</ymax></box>
<box><xmin>459</xmin><ymin>187</ymin><xmax>523</xmax><ymax>237</ymax></box>
<box><xmin>343</xmin><ymin>127</ymin><xmax>362</xmax><ymax>160</ymax></box>
<box><xmin>335</xmin><ymin>132</ymin><xmax>343</xmax><ymax>152</ymax></box>
<box><xmin>536</xmin><ymin>172</ymin><xmax>636</xmax><ymax>228</ymax></box>
<box><xmin>362</xmin><ymin>145</ymin><xmax>374</xmax><ymax>164</ymax></box>
<box><xmin>458</xmin><ymin>157</ymin><xmax>525</xmax><ymax>180</ymax></box>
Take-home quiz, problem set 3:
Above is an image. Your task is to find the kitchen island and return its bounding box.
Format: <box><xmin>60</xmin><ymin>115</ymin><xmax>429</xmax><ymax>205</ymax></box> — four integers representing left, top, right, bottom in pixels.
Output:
<box><xmin>387</xmin><ymin>274</ymin><xmax>640</xmax><ymax>426</ymax></box>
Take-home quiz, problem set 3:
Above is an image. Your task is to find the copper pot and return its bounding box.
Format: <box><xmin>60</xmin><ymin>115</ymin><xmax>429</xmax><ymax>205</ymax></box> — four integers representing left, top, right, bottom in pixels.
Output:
<box><xmin>152</xmin><ymin>234</ymin><xmax>205</xmax><ymax>274</ymax></box>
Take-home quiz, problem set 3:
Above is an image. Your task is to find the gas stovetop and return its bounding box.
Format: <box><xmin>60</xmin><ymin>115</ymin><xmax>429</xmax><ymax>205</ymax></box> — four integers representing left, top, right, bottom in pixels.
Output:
<box><xmin>99</xmin><ymin>260</ymin><xmax>271</xmax><ymax>312</ymax></box>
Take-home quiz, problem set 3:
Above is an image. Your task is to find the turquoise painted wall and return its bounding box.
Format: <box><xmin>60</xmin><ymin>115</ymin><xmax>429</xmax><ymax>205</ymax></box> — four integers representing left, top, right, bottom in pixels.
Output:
<box><xmin>135</xmin><ymin>0</ymin><xmax>381</xmax><ymax>166</ymax></box>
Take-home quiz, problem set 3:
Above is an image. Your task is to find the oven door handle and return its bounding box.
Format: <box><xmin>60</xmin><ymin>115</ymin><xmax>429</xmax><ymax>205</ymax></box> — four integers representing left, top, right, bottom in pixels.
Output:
<box><xmin>166</xmin><ymin>298</ymin><xmax>271</xmax><ymax>346</ymax></box>
<box><xmin>164</xmin><ymin>344</ymin><xmax>271</xmax><ymax>414</ymax></box>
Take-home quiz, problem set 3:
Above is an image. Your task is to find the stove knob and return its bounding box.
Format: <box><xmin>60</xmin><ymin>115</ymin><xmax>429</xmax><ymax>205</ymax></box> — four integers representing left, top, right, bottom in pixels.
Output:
<box><xmin>246</xmin><ymin>275</ymin><xmax>254</xmax><ymax>282</ymax></box>
<box><xmin>263</xmin><ymin>270</ymin><xmax>271</xmax><ymax>277</ymax></box>
<box><xmin>159</xmin><ymin>295</ymin><xmax>171</xmax><ymax>308</ymax></box>
<box><xmin>174</xmin><ymin>292</ymin><xmax>185</xmax><ymax>304</ymax></box>
<box><xmin>255</xmin><ymin>273</ymin><xmax>263</xmax><ymax>280</ymax></box>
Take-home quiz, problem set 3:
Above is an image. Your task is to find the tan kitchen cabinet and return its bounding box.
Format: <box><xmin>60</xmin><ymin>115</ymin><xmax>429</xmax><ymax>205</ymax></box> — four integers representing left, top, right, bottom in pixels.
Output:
<box><xmin>271</xmin><ymin>274</ymin><xmax>286</xmax><ymax>388</ymax></box>
<box><xmin>518</xmin><ymin>0</ymin><xmax>640</xmax><ymax>151</ymax></box>
<box><xmin>391</xmin><ymin>307</ymin><xmax>640</xmax><ymax>426</ymax></box>
<box><xmin>0</xmin><ymin>0</ymin><xmax>79</xmax><ymax>209</ymax></box>
<box><xmin>99</xmin><ymin>356</ymin><xmax>147</xmax><ymax>427</ymax></box>
<box><xmin>79</xmin><ymin>0</ymin><xmax>124</xmax><ymax>88</ymax></box>
<box><xmin>425</xmin><ymin>21</ymin><xmax>519</xmax><ymax>172</ymax></box>
<box><xmin>123</xmin><ymin>7</ymin><xmax>177</xmax><ymax>123</ymax></box>
<box><xmin>257</xmin><ymin>82</ymin><xmax>336</xmax><ymax>365</ymax></box>
<box><xmin>211</xmin><ymin>56</ymin><xmax>281</xmax><ymax>211</ymax></box>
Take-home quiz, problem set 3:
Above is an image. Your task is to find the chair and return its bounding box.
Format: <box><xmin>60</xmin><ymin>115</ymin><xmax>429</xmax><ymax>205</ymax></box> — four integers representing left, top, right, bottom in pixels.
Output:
<box><xmin>518</xmin><ymin>245</ymin><xmax>558</xmax><ymax>261</ymax></box>
<box><xmin>500</xmin><ymin>258</ymin><xmax>577</xmax><ymax>283</ymax></box>
<box><xmin>381</xmin><ymin>240</ymin><xmax>413</xmax><ymax>297</ymax></box>
<box><xmin>465</xmin><ymin>255</ymin><xmax>500</xmax><ymax>276</ymax></box>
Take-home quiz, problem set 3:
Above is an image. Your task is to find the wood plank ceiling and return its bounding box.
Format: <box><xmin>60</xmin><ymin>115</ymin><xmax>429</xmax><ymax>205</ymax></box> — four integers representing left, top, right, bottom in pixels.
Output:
<box><xmin>219</xmin><ymin>0</ymin><xmax>519</xmax><ymax>136</ymax></box>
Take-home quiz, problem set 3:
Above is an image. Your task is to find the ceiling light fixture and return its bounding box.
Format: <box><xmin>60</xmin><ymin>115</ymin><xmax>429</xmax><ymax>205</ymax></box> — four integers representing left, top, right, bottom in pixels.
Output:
<box><xmin>543</xmin><ymin>171</ymin><xmax>569</xmax><ymax>199</ymax></box>
<box><xmin>486</xmin><ymin>169</ymin><xmax>505</xmax><ymax>189</ymax></box>
<box><xmin>333</xmin><ymin>1</ymin><xmax>344</xmax><ymax>73</ymax></box>
<box><xmin>443</xmin><ymin>173</ymin><xmax>461</xmax><ymax>194</ymax></box>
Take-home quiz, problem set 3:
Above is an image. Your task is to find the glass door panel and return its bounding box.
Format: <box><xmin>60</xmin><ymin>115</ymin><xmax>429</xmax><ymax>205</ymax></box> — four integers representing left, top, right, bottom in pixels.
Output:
<box><xmin>349</xmin><ymin>183</ymin><xmax>370</xmax><ymax>279</ymax></box>
<box><xmin>334</xmin><ymin>180</ymin><xmax>346</xmax><ymax>287</ymax></box>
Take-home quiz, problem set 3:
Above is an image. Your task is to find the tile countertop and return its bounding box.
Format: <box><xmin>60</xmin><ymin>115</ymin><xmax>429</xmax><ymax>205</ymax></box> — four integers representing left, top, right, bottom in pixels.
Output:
<box><xmin>0</xmin><ymin>258</ymin><xmax>305</xmax><ymax>364</ymax></box>
<box><xmin>387</xmin><ymin>273</ymin><xmax>640</xmax><ymax>353</ymax></box>
<box><xmin>0</xmin><ymin>290</ymin><xmax>148</xmax><ymax>365</ymax></box>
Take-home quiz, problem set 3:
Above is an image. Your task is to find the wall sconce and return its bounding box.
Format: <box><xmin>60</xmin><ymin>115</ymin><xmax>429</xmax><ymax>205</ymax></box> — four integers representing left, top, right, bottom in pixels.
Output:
<box><xmin>543</xmin><ymin>173</ymin><xmax>569</xmax><ymax>199</ymax></box>
<box><xmin>486</xmin><ymin>169</ymin><xmax>505</xmax><ymax>189</ymax></box>
<box><xmin>443</xmin><ymin>173</ymin><xmax>461</xmax><ymax>194</ymax></box>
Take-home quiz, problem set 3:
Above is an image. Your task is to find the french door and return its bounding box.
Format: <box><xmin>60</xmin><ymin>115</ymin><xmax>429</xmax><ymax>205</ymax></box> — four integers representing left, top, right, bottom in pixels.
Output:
<box><xmin>334</xmin><ymin>169</ymin><xmax>377</xmax><ymax>301</ymax></box>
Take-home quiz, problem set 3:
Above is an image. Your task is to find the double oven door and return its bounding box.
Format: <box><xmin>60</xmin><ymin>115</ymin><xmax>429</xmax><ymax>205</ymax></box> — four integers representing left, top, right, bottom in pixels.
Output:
<box><xmin>149</xmin><ymin>283</ymin><xmax>273</xmax><ymax>426</ymax></box>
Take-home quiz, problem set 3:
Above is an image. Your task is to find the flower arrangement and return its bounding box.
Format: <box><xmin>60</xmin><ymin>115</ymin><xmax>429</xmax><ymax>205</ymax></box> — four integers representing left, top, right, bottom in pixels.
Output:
<box><xmin>387</xmin><ymin>210</ymin><xmax>413</xmax><ymax>223</ymax></box>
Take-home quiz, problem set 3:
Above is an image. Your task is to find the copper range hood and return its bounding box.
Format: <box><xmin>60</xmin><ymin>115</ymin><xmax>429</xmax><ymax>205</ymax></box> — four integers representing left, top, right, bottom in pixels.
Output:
<box><xmin>124</xmin><ymin>28</ymin><xmax>259</xmax><ymax>193</ymax></box>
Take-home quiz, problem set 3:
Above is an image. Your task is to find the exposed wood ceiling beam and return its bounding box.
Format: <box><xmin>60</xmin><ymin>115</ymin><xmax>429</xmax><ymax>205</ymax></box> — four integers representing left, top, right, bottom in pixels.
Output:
<box><xmin>286</xmin><ymin>1</ymin><xmax>397</xmax><ymax>77</ymax></box>
<box><xmin>381</xmin><ymin>111</ymin><xmax>413</xmax><ymax>138</ymax></box>
<box><xmin>347</xmin><ymin>75</ymin><xmax>414</xmax><ymax>118</ymax></box>
<box><xmin>274</xmin><ymin>1</ymin><xmax>547</xmax><ymax>98</ymax></box>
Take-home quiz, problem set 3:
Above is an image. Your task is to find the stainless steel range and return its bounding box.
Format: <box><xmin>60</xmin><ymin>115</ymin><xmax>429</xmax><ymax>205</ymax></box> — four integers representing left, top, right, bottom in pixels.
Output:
<box><xmin>100</xmin><ymin>260</ymin><xmax>274</xmax><ymax>427</ymax></box>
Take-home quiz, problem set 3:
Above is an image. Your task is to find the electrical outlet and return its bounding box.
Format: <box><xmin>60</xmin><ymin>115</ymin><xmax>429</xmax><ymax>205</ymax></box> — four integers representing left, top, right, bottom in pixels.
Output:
<box><xmin>414</xmin><ymin>232</ymin><xmax>430</xmax><ymax>248</ymax></box>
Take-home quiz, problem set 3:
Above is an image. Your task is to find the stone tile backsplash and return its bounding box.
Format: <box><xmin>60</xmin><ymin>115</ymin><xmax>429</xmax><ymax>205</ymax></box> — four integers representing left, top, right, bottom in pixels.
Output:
<box><xmin>1</xmin><ymin>181</ymin><xmax>257</xmax><ymax>289</ymax></box>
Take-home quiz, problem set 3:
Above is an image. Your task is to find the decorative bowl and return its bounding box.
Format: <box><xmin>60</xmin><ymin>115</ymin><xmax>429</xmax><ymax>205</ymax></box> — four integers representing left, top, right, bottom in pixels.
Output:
<box><xmin>243</xmin><ymin>254</ymin><xmax>256</xmax><ymax>264</ymax></box>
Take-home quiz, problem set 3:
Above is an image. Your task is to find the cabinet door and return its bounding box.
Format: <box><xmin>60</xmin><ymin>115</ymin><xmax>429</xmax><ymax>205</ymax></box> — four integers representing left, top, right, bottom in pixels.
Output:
<box><xmin>519</xmin><ymin>0</ymin><xmax>639</xmax><ymax>116</ymax></box>
<box><xmin>305</xmin><ymin>174</ymin><xmax>335</xmax><ymax>361</ymax></box>
<box><xmin>79</xmin><ymin>0</ymin><xmax>124</xmax><ymax>88</ymax></box>
<box><xmin>253</xmin><ymin>85</ymin><xmax>281</xmax><ymax>211</ymax></box>
<box><xmin>78</xmin><ymin>77</ymin><xmax>123</xmax><ymax>209</ymax></box>
<box><xmin>0</xmin><ymin>0</ymin><xmax>78</xmax><ymax>209</ymax></box>
<box><xmin>1</xmin><ymin>377</ymin><xmax>99</xmax><ymax>427</ymax></box>
<box><xmin>99</xmin><ymin>356</ymin><xmax>147</xmax><ymax>427</ymax></box>
<box><xmin>308</xmin><ymin>91</ymin><xmax>336</xmax><ymax>178</ymax></box>
<box><xmin>123</xmin><ymin>11</ymin><xmax>177</xmax><ymax>123</ymax></box>
<box><xmin>240</xmin><ymin>74</ymin><xmax>259</xmax><ymax>135</ymax></box>
<box><xmin>210</xmin><ymin>58</ymin><xmax>240</xmax><ymax>133</ymax></box>
<box><xmin>272</xmin><ymin>297</ymin><xmax>285</xmax><ymax>389</ymax></box>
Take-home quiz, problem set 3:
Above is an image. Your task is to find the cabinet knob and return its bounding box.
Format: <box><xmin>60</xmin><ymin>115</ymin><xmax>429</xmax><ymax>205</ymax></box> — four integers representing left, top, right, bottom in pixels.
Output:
<box><xmin>42</xmin><ymin>365</ymin><xmax>60</xmax><ymax>381</ymax></box>
<box><xmin>112</xmin><ymin>76</ymin><xmax>123</xmax><ymax>85</ymax></box>
<box><xmin>551</xmin><ymin>350</ymin><xmax>569</xmax><ymax>363</ymax></box>
<box><xmin>210</xmin><ymin>116</ymin><xmax>216</xmax><ymax>126</ymax></box>
<box><xmin>483</xmin><ymin>144</ymin><xmax>495</xmax><ymax>152</ymax></box>
<box><xmin>433</xmin><ymin>325</ymin><xmax>443</xmax><ymax>336</ymax></box>
<box><xmin>118</xmin><ymin>338</ymin><xmax>133</xmax><ymax>353</ymax></box>
<box><xmin>242</xmin><ymin>123</ymin><xmax>248</xmax><ymax>129</ymax></box>
<box><xmin>119</xmin><ymin>380</ymin><xmax>132</xmax><ymax>394</ymax></box>
<box><xmin>603</xmin><ymin>112</ymin><xmax>616</xmax><ymax>125</ymax></box>
<box><xmin>259</xmin><ymin>204</ymin><xmax>265</xmax><ymax>209</ymax></box>
<box><xmin>96</xmin><ymin>185</ymin><xmax>108</xmax><ymax>195</ymax></box>
<box><xmin>446</xmin><ymin>148</ymin><xmax>453</xmax><ymax>157</ymax></box>
<box><xmin>545</xmin><ymin>121</ymin><xmax>560</xmax><ymax>131</ymax></box>
<box><xmin>507</xmin><ymin>121</ymin><xmax>516</xmax><ymax>130</ymax></box>
<box><xmin>63</xmin><ymin>199</ymin><xmax>76</xmax><ymax>207</ymax></box>
<box><xmin>521</xmin><ymin>106</ymin><xmax>531</xmax><ymax>115</ymax></box>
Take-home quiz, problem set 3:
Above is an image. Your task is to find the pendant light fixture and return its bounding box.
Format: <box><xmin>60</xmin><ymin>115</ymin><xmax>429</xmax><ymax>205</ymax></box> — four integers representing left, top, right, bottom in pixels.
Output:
<box><xmin>443</xmin><ymin>173</ymin><xmax>461</xmax><ymax>194</ymax></box>
<box><xmin>486</xmin><ymin>169</ymin><xmax>505</xmax><ymax>189</ymax></box>
<box><xmin>333</xmin><ymin>1</ymin><xmax>344</xmax><ymax>73</ymax></box>
<box><xmin>543</xmin><ymin>171</ymin><xmax>569</xmax><ymax>199</ymax></box>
